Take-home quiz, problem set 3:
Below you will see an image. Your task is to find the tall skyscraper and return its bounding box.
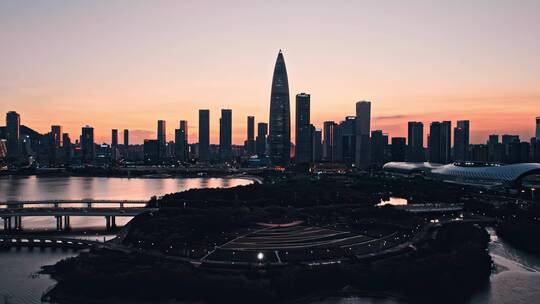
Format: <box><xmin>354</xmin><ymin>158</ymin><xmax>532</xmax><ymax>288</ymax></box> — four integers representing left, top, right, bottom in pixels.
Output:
<box><xmin>157</xmin><ymin>120</ymin><xmax>166</xmax><ymax>159</ymax></box>
<box><xmin>295</xmin><ymin>93</ymin><xmax>311</xmax><ymax>164</ymax></box>
<box><xmin>256</xmin><ymin>122</ymin><xmax>268</xmax><ymax>158</ymax></box>
<box><xmin>219</xmin><ymin>109</ymin><xmax>232</xmax><ymax>162</ymax></box>
<box><xmin>322</xmin><ymin>121</ymin><xmax>335</xmax><ymax>161</ymax></box>
<box><xmin>51</xmin><ymin>125</ymin><xmax>62</xmax><ymax>148</ymax></box>
<box><xmin>428</xmin><ymin>121</ymin><xmax>451</xmax><ymax>164</ymax></box>
<box><xmin>199</xmin><ymin>110</ymin><xmax>210</xmax><ymax>162</ymax></box>
<box><xmin>111</xmin><ymin>129</ymin><xmax>118</xmax><ymax>147</ymax></box>
<box><xmin>180</xmin><ymin>120</ymin><xmax>188</xmax><ymax>144</ymax></box>
<box><xmin>407</xmin><ymin>121</ymin><xmax>424</xmax><ymax>162</ymax></box>
<box><xmin>111</xmin><ymin>129</ymin><xmax>119</xmax><ymax>161</ymax></box>
<box><xmin>123</xmin><ymin>129</ymin><xmax>129</xmax><ymax>146</ymax></box>
<box><xmin>536</xmin><ymin>116</ymin><xmax>540</xmax><ymax>141</ymax></box>
<box><xmin>370</xmin><ymin>130</ymin><xmax>387</xmax><ymax>165</ymax></box>
<box><xmin>355</xmin><ymin>101</ymin><xmax>371</xmax><ymax>168</ymax></box>
<box><xmin>6</xmin><ymin>111</ymin><xmax>21</xmax><ymax>157</ymax></box>
<box><xmin>246</xmin><ymin>116</ymin><xmax>255</xmax><ymax>155</ymax></box>
<box><xmin>453</xmin><ymin>120</ymin><xmax>469</xmax><ymax>161</ymax></box>
<box><xmin>268</xmin><ymin>50</ymin><xmax>291</xmax><ymax>166</ymax></box>
<box><xmin>80</xmin><ymin>125</ymin><xmax>95</xmax><ymax>163</ymax></box>
<box><xmin>175</xmin><ymin>127</ymin><xmax>187</xmax><ymax>162</ymax></box>
<box><xmin>312</xmin><ymin>127</ymin><xmax>323</xmax><ymax>162</ymax></box>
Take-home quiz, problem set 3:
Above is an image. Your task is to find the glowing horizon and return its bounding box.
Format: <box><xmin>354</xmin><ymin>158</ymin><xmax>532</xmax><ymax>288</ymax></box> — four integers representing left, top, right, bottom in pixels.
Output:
<box><xmin>1</xmin><ymin>1</ymin><xmax>539</xmax><ymax>145</ymax></box>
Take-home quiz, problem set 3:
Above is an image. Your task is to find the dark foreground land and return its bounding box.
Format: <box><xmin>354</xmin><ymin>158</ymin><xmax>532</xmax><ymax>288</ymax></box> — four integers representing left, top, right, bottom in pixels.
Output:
<box><xmin>44</xmin><ymin>177</ymin><xmax>493</xmax><ymax>303</ymax></box>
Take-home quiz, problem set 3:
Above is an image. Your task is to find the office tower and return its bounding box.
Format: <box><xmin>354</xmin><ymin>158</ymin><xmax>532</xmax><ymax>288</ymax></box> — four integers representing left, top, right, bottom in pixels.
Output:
<box><xmin>487</xmin><ymin>134</ymin><xmax>499</xmax><ymax>161</ymax></box>
<box><xmin>295</xmin><ymin>93</ymin><xmax>311</xmax><ymax>164</ymax></box>
<box><xmin>407</xmin><ymin>121</ymin><xmax>424</xmax><ymax>162</ymax></box>
<box><xmin>371</xmin><ymin>130</ymin><xmax>387</xmax><ymax>165</ymax></box>
<box><xmin>51</xmin><ymin>125</ymin><xmax>63</xmax><ymax>148</ymax></box>
<box><xmin>111</xmin><ymin>129</ymin><xmax>118</xmax><ymax>147</ymax></box>
<box><xmin>199</xmin><ymin>110</ymin><xmax>210</xmax><ymax>162</ymax></box>
<box><xmin>532</xmin><ymin>140</ymin><xmax>540</xmax><ymax>162</ymax></box>
<box><xmin>453</xmin><ymin>120</ymin><xmax>469</xmax><ymax>161</ymax></box>
<box><xmin>175</xmin><ymin>128</ymin><xmax>187</xmax><ymax>161</ymax></box>
<box><xmin>6</xmin><ymin>111</ymin><xmax>21</xmax><ymax>157</ymax></box>
<box><xmin>179</xmin><ymin>120</ymin><xmax>189</xmax><ymax>160</ymax></box>
<box><xmin>312</xmin><ymin>126</ymin><xmax>322</xmax><ymax>162</ymax></box>
<box><xmin>323</xmin><ymin>121</ymin><xmax>335</xmax><ymax>161</ymax></box>
<box><xmin>143</xmin><ymin>139</ymin><xmax>160</xmax><ymax>163</ymax></box>
<box><xmin>219</xmin><ymin>109</ymin><xmax>232</xmax><ymax>162</ymax></box>
<box><xmin>536</xmin><ymin>116</ymin><xmax>540</xmax><ymax>141</ymax></box>
<box><xmin>333</xmin><ymin>117</ymin><xmax>356</xmax><ymax>164</ymax></box>
<box><xmin>471</xmin><ymin>145</ymin><xmax>489</xmax><ymax>162</ymax></box>
<box><xmin>519</xmin><ymin>142</ymin><xmax>530</xmax><ymax>163</ymax></box>
<box><xmin>256</xmin><ymin>122</ymin><xmax>268</xmax><ymax>158</ymax></box>
<box><xmin>157</xmin><ymin>120</ymin><xmax>166</xmax><ymax>159</ymax></box>
<box><xmin>268</xmin><ymin>50</ymin><xmax>291</xmax><ymax>166</ymax></box>
<box><xmin>428</xmin><ymin>121</ymin><xmax>451</xmax><ymax>164</ymax></box>
<box><xmin>355</xmin><ymin>101</ymin><xmax>371</xmax><ymax>168</ymax></box>
<box><xmin>80</xmin><ymin>125</ymin><xmax>95</xmax><ymax>162</ymax></box>
<box><xmin>453</xmin><ymin>127</ymin><xmax>466</xmax><ymax>161</ymax></box>
<box><xmin>62</xmin><ymin>133</ymin><xmax>72</xmax><ymax>162</ymax></box>
<box><xmin>123</xmin><ymin>129</ymin><xmax>129</xmax><ymax>146</ymax></box>
<box><xmin>246</xmin><ymin>116</ymin><xmax>255</xmax><ymax>155</ymax></box>
<box><xmin>180</xmin><ymin>120</ymin><xmax>188</xmax><ymax>144</ymax></box>
<box><xmin>391</xmin><ymin>137</ymin><xmax>407</xmax><ymax>162</ymax></box>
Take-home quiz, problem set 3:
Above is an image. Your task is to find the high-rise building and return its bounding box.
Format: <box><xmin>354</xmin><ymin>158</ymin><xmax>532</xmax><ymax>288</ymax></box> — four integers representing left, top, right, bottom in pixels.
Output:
<box><xmin>428</xmin><ymin>121</ymin><xmax>451</xmax><ymax>164</ymax></box>
<box><xmin>333</xmin><ymin>117</ymin><xmax>356</xmax><ymax>164</ymax></box>
<box><xmin>123</xmin><ymin>129</ymin><xmax>129</xmax><ymax>146</ymax></box>
<box><xmin>391</xmin><ymin>137</ymin><xmax>407</xmax><ymax>162</ymax></box>
<box><xmin>111</xmin><ymin>129</ymin><xmax>118</xmax><ymax>160</ymax></box>
<box><xmin>312</xmin><ymin>126</ymin><xmax>323</xmax><ymax>163</ymax></box>
<box><xmin>111</xmin><ymin>129</ymin><xmax>118</xmax><ymax>147</ymax></box>
<box><xmin>246</xmin><ymin>116</ymin><xmax>255</xmax><ymax>155</ymax></box>
<box><xmin>199</xmin><ymin>109</ymin><xmax>210</xmax><ymax>162</ymax></box>
<box><xmin>179</xmin><ymin>120</ymin><xmax>189</xmax><ymax>160</ymax></box>
<box><xmin>219</xmin><ymin>109</ymin><xmax>232</xmax><ymax>162</ymax></box>
<box><xmin>143</xmin><ymin>139</ymin><xmax>160</xmax><ymax>163</ymax></box>
<box><xmin>407</xmin><ymin>121</ymin><xmax>424</xmax><ymax>162</ymax></box>
<box><xmin>355</xmin><ymin>101</ymin><xmax>371</xmax><ymax>168</ymax></box>
<box><xmin>51</xmin><ymin>125</ymin><xmax>62</xmax><ymax>148</ymax></box>
<box><xmin>180</xmin><ymin>120</ymin><xmax>188</xmax><ymax>144</ymax></box>
<box><xmin>268</xmin><ymin>50</ymin><xmax>291</xmax><ymax>166</ymax></box>
<box><xmin>453</xmin><ymin>120</ymin><xmax>470</xmax><ymax>161</ymax></box>
<box><xmin>322</xmin><ymin>121</ymin><xmax>335</xmax><ymax>161</ymax></box>
<box><xmin>80</xmin><ymin>125</ymin><xmax>95</xmax><ymax>163</ymax></box>
<box><xmin>6</xmin><ymin>111</ymin><xmax>21</xmax><ymax>157</ymax></box>
<box><xmin>371</xmin><ymin>130</ymin><xmax>387</xmax><ymax>165</ymax></box>
<box><xmin>175</xmin><ymin>127</ymin><xmax>187</xmax><ymax>162</ymax></box>
<box><xmin>157</xmin><ymin>120</ymin><xmax>166</xmax><ymax>159</ymax></box>
<box><xmin>487</xmin><ymin>134</ymin><xmax>499</xmax><ymax>161</ymax></box>
<box><xmin>536</xmin><ymin>116</ymin><xmax>540</xmax><ymax>141</ymax></box>
<box><xmin>256</xmin><ymin>122</ymin><xmax>268</xmax><ymax>158</ymax></box>
<box><xmin>295</xmin><ymin>93</ymin><xmax>311</xmax><ymax>164</ymax></box>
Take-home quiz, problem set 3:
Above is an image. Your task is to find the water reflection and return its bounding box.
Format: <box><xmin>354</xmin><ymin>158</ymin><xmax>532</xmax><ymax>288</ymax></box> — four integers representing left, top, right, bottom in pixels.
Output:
<box><xmin>377</xmin><ymin>197</ymin><xmax>408</xmax><ymax>206</ymax></box>
<box><xmin>0</xmin><ymin>176</ymin><xmax>253</xmax><ymax>231</ymax></box>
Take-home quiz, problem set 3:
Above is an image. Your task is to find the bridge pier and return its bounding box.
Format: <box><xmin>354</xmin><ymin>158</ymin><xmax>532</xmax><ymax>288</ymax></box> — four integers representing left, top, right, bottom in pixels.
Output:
<box><xmin>87</xmin><ymin>202</ymin><xmax>92</xmax><ymax>208</ymax></box>
<box><xmin>55</xmin><ymin>216</ymin><xmax>63</xmax><ymax>231</ymax></box>
<box><xmin>120</xmin><ymin>202</ymin><xmax>124</xmax><ymax>208</ymax></box>
<box><xmin>14</xmin><ymin>216</ymin><xmax>22</xmax><ymax>230</ymax></box>
<box><xmin>2</xmin><ymin>217</ymin><xmax>10</xmax><ymax>231</ymax></box>
<box><xmin>54</xmin><ymin>202</ymin><xmax>59</xmax><ymax>208</ymax></box>
<box><xmin>105</xmin><ymin>216</ymin><xmax>111</xmax><ymax>230</ymax></box>
<box><xmin>63</xmin><ymin>216</ymin><xmax>71</xmax><ymax>231</ymax></box>
<box><xmin>111</xmin><ymin>216</ymin><xmax>116</xmax><ymax>228</ymax></box>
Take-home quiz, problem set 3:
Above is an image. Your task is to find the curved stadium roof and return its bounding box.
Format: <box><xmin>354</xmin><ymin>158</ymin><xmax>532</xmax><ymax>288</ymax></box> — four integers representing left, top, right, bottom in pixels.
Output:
<box><xmin>383</xmin><ymin>162</ymin><xmax>540</xmax><ymax>187</ymax></box>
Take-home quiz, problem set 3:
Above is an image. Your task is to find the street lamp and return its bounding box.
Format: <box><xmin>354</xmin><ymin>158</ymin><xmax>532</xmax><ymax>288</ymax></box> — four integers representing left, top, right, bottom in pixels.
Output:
<box><xmin>532</xmin><ymin>188</ymin><xmax>536</xmax><ymax>201</ymax></box>
<box><xmin>257</xmin><ymin>252</ymin><xmax>264</xmax><ymax>263</ymax></box>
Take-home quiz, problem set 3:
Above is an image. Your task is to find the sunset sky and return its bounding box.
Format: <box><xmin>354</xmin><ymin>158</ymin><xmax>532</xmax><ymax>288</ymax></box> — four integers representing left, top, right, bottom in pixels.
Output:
<box><xmin>1</xmin><ymin>0</ymin><xmax>539</xmax><ymax>145</ymax></box>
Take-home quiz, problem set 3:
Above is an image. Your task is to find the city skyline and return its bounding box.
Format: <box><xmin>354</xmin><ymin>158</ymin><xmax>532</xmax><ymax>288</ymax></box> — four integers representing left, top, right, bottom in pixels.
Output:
<box><xmin>1</xmin><ymin>1</ymin><xmax>539</xmax><ymax>144</ymax></box>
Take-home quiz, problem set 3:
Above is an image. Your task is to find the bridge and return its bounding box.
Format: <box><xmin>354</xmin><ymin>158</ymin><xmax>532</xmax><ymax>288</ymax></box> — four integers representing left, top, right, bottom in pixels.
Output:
<box><xmin>0</xmin><ymin>235</ymin><xmax>102</xmax><ymax>249</ymax></box>
<box><xmin>0</xmin><ymin>199</ymin><xmax>149</xmax><ymax>208</ymax></box>
<box><xmin>395</xmin><ymin>203</ymin><xmax>464</xmax><ymax>213</ymax></box>
<box><xmin>0</xmin><ymin>200</ymin><xmax>156</xmax><ymax>232</ymax></box>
